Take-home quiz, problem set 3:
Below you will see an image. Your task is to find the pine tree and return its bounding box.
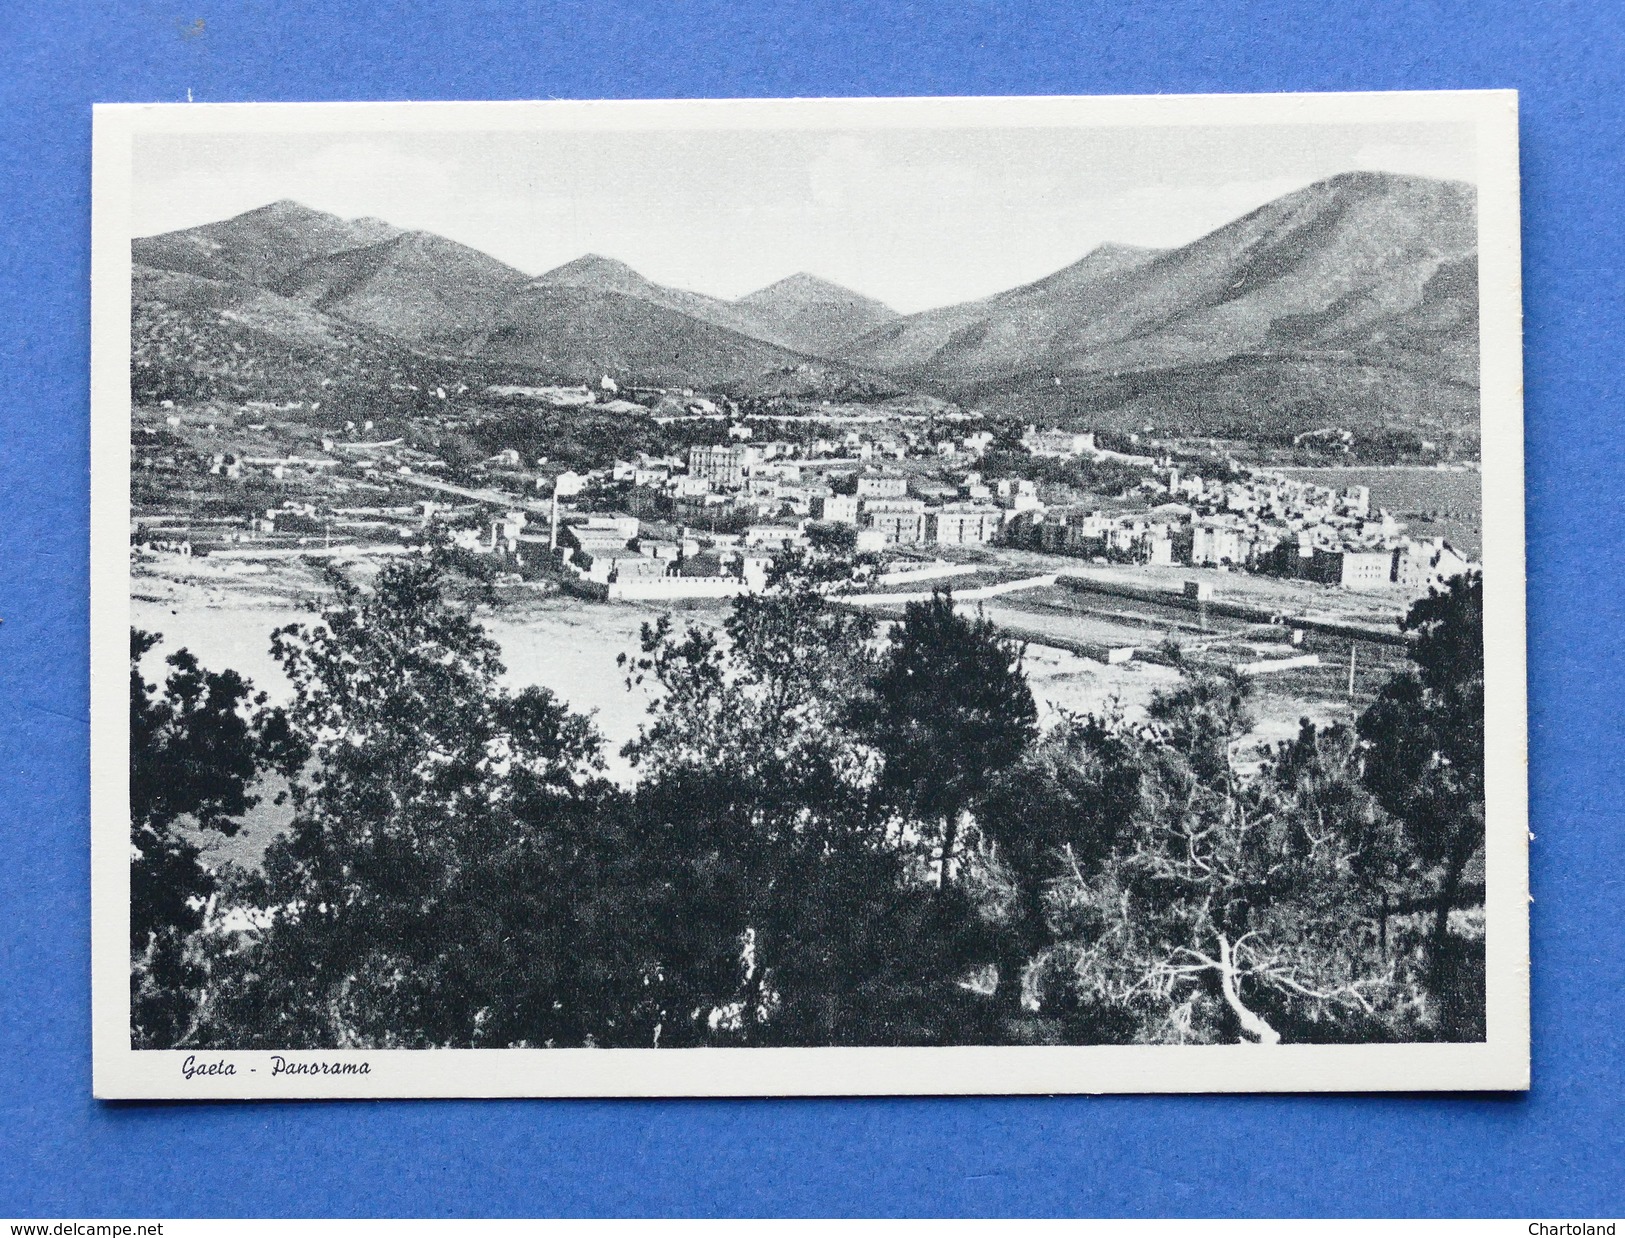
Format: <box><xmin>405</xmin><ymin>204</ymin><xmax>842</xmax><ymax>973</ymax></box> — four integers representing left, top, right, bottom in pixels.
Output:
<box><xmin>857</xmin><ymin>592</ymin><xmax>1038</xmax><ymax>889</ymax></box>
<box><xmin>1358</xmin><ymin>572</ymin><xmax>1486</xmax><ymax>1035</ymax></box>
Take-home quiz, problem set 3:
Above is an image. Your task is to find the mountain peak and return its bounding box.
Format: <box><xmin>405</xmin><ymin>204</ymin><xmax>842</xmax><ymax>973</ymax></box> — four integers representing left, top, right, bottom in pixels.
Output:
<box><xmin>384</xmin><ymin>228</ymin><xmax>467</xmax><ymax>253</ymax></box>
<box><xmin>1240</xmin><ymin>170</ymin><xmax>1476</xmax><ymax>231</ymax></box>
<box><xmin>135</xmin><ymin>200</ymin><xmax>411</xmax><ymax>288</ymax></box>
<box><xmin>236</xmin><ymin>199</ymin><xmax>332</xmax><ymax>224</ymax></box>
<box><xmin>1321</xmin><ymin>168</ymin><xmax>1470</xmax><ymax>192</ymax></box>
<box><xmin>212</xmin><ymin>201</ymin><xmax>404</xmax><ymax>250</ymax></box>
<box><xmin>537</xmin><ymin>253</ymin><xmax>647</xmax><ymax>286</ymax></box>
<box><xmin>739</xmin><ymin>271</ymin><xmax>869</xmax><ymax>305</ymax></box>
<box><xmin>732</xmin><ymin>272</ymin><xmax>897</xmax><ymax>354</ymax></box>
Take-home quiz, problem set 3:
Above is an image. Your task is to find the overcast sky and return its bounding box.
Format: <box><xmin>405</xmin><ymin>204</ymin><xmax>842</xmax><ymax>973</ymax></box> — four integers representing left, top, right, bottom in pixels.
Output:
<box><xmin>132</xmin><ymin>120</ymin><xmax>1475</xmax><ymax>314</ymax></box>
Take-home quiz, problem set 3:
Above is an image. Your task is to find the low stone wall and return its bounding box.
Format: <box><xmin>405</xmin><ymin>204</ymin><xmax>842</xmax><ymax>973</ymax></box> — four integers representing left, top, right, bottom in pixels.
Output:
<box><xmin>841</xmin><ymin>573</ymin><xmax>1058</xmax><ymax>607</ymax></box>
<box><xmin>605</xmin><ymin>576</ymin><xmax>750</xmax><ymax>602</ymax></box>
<box><xmin>1057</xmin><ymin>573</ymin><xmax>1409</xmax><ymax>647</ymax></box>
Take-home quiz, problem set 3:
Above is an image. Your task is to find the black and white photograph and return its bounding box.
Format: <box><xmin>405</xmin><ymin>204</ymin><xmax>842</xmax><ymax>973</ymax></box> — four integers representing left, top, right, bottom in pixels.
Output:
<box><xmin>89</xmin><ymin>92</ymin><xmax>1529</xmax><ymax>1098</ymax></box>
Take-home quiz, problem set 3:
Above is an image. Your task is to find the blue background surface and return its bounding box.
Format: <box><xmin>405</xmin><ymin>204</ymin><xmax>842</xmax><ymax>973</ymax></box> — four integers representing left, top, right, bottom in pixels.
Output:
<box><xmin>1</xmin><ymin>0</ymin><xmax>1620</xmax><ymax>1218</ymax></box>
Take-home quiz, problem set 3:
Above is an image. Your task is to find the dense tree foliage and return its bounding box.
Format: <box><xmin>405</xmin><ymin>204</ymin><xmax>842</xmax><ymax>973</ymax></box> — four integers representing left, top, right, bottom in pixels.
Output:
<box><xmin>134</xmin><ymin>559</ymin><xmax>1488</xmax><ymax>1048</ymax></box>
<box><xmin>856</xmin><ymin>593</ymin><xmax>1038</xmax><ymax>889</ymax></box>
<box><xmin>186</xmin><ymin>562</ymin><xmax>625</xmax><ymax>1048</ymax></box>
<box><xmin>978</xmin><ymin>448</ymin><xmax>1151</xmax><ymax>499</ymax></box>
<box><xmin>1022</xmin><ymin>699</ymin><xmax>1419</xmax><ymax>1044</ymax></box>
<box><xmin>617</xmin><ymin>577</ymin><xmax>996</xmax><ymax>1045</ymax></box>
<box><xmin>1358</xmin><ymin>572</ymin><xmax>1486</xmax><ymax>1029</ymax></box>
<box><xmin>129</xmin><ymin>630</ymin><xmax>296</xmax><ymax>1047</ymax></box>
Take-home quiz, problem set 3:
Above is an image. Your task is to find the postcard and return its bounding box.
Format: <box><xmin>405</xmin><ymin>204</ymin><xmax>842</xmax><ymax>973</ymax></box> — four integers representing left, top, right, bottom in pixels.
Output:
<box><xmin>90</xmin><ymin>90</ymin><xmax>1528</xmax><ymax>1098</ymax></box>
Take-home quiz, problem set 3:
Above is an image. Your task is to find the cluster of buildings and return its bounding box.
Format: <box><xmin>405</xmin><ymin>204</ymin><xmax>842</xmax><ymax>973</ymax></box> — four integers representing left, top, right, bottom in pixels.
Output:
<box><xmin>136</xmin><ymin>392</ymin><xmax>1474</xmax><ymax>602</ymax></box>
<box><xmin>606</xmin><ymin>444</ymin><xmax>1040</xmax><ymax>552</ymax></box>
<box><xmin>560</xmin><ymin>516</ymin><xmax>775</xmax><ymax>596</ymax></box>
<box><xmin>445</xmin><ymin>504</ymin><xmax>784</xmax><ymax>599</ymax></box>
<box><xmin>1015</xmin><ymin>464</ymin><xmax>1473</xmax><ymax>594</ymax></box>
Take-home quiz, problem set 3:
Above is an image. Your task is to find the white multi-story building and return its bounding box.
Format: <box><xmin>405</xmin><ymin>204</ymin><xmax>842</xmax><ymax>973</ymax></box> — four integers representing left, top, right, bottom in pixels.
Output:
<box><xmin>688</xmin><ymin>445</ymin><xmax>747</xmax><ymax>489</ymax></box>
<box><xmin>812</xmin><ymin>493</ymin><xmax>861</xmax><ymax>524</ymax></box>
<box><xmin>1392</xmin><ymin>537</ymin><xmax>1472</xmax><ymax>594</ymax></box>
<box><xmin>856</xmin><ymin>472</ymin><xmax>909</xmax><ymax>500</ymax></box>
<box><xmin>929</xmin><ymin>503</ymin><xmax>1004</xmax><ymax>547</ymax></box>
<box><xmin>1192</xmin><ymin>517</ymin><xmax>1248</xmax><ymax>566</ymax></box>
<box><xmin>863</xmin><ymin>498</ymin><xmax>928</xmax><ymax>545</ymax></box>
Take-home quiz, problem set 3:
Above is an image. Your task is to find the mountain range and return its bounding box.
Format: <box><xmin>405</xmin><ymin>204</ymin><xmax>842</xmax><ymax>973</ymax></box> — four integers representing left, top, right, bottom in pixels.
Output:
<box><xmin>132</xmin><ymin>171</ymin><xmax>1479</xmax><ymax>438</ymax></box>
<box><xmin>838</xmin><ymin>171</ymin><xmax>1479</xmax><ymax>438</ymax></box>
